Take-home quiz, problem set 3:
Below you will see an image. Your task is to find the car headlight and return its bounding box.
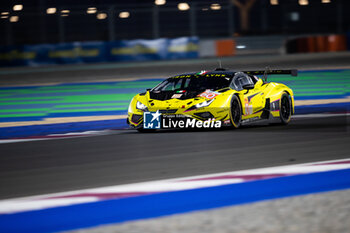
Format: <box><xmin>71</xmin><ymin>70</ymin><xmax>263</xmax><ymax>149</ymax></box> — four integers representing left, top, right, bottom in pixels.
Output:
<box><xmin>128</xmin><ymin>99</ymin><xmax>133</xmax><ymax>112</ymax></box>
<box><xmin>185</xmin><ymin>99</ymin><xmax>214</xmax><ymax>112</ymax></box>
<box><xmin>195</xmin><ymin>99</ymin><xmax>214</xmax><ymax>108</ymax></box>
<box><xmin>136</xmin><ymin>101</ymin><xmax>148</xmax><ymax>111</ymax></box>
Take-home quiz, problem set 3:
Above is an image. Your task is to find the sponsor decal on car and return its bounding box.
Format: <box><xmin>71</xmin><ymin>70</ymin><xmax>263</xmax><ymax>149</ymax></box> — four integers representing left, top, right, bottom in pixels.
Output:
<box><xmin>196</xmin><ymin>70</ymin><xmax>208</xmax><ymax>75</ymax></box>
<box><xmin>176</xmin><ymin>90</ymin><xmax>186</xmax><ymax>93</ymax></box>
<box><xmin>224</xmin><ymin>119</ymin><xmax>231</xmax><ymax>124</ymax></box>
<box><xmin>171</xmin><ymin>94</ymin><xmax>182</xmax><ymax>99</ymax></box>
<box><xmin>172</xmin><ymin>74</ymin><xmax>226</xmax><ymax>78</ymax></box>
<box><xmin>198</xmin><ymin>90</ymin><xmax>220</xmax><ymax>99</ymax></box>
<box><xmin>244</xmin><ymin>97</ymin><xmax>253</xmax><ymax>115</ymax></box>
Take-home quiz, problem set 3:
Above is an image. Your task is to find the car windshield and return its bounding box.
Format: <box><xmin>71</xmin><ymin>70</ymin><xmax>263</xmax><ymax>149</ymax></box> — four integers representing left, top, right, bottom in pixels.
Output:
<box><xmin>152</xmin><ymin>74</ymin><xmax>233</xmax><ymax>92</ymax></box>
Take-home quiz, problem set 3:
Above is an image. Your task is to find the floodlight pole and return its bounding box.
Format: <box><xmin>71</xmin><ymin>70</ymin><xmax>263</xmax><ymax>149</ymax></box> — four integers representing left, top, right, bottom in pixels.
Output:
<box><xmin>108</xmin><ymin>6</ymin><xmax>116</xmax><ymax>41</ymax></box>
<box><xmin>260</xmin><ymin>0</ymin><xmax>267</xmax><ymax>33</ymax></box>
<box><xmin>5</xmin><ymin>21</ymin><xmax>13</xmax><ymax>46</ymax></box>
<box><xmin>228</xmin><ymin>3</ymin><xmax>234</xmax><ymax>36</ymax></box>
<box><xmin>39</xmin><ymin>0</ymin><xmax>47</xmax><ymax>43</ymax></box>
<box><xmin>337</xmin><ymin>0</ymin><xmax>343</xmax><ymax>33</ymax></box>
<box><xmin>58</xmin><ymin>8</ymin><xmax>65</xmax><ymax>43</ymax></box>
<box><xmin>189</xmin><ymin>3</ymin><xmax>196</xmax><ymax>37</ymax></box>
<box><xmin>152</xmin><ymin>5</ymin><xmax>159</xmax><ymax>39</ymax></box>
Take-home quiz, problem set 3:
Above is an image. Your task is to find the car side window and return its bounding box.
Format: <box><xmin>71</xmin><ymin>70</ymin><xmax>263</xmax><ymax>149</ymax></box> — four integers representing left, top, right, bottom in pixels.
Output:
<box><xmin>230</xmin><ymin>72</ymin><xmax>254</xmax><ymax>91</ymax></box>
<box><xmin>162</xmin><ymin>79</ymin><xmax>182</xmax><ymax>91</ymax></box>
<box><xmin>183</xmin><ymin>78</ymin><xmax>190</xmax><ymax>89</ymax></box>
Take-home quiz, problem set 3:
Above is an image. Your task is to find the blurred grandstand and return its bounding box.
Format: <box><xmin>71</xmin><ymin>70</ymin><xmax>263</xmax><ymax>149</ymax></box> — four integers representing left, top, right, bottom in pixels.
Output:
<box><xmin>0</xmin><ymin>0</ymin><xmax>349</xmax><ymax>45</ymax></box>
<box><xmin>0</xmin><ymin>0</ymin><xmax>349</xmax><ymax>66</ymax></box>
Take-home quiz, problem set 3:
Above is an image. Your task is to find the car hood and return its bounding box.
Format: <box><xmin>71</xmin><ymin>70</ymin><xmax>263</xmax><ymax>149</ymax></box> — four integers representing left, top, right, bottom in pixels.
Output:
<box><xmin>146</xmin><ymin>95</ymin><xmax>204</xmax><ymax>112</ymax></box>
<box><xmin>141</xmin><ymin>88</ymin><xmax>230</xmax><ymax>112</ymax></box>
<box><xmin>149</xmin><ymin>90</ymin><xmax>204</xmax><ymax>101</ymax></box>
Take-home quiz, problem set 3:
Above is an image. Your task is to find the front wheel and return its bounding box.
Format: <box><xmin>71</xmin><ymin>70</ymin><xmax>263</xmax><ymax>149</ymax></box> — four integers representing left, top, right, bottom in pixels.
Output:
<box><xmin>279</xmin><ymin>92</ymin><xmax>292</xmax><ymax>124</ymax></box>
<box><xmin>230</xmin><ymin>95</ymin><xmax>242</xmax><ymax>128</ymax></box>
<box><xmin>137</xmin><ymin>127</ymin><xmax>156</xmax><ymax>133</ymax></box>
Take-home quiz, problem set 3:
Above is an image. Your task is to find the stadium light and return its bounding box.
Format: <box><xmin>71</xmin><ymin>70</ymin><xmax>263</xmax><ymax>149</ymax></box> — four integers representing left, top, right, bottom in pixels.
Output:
<box><xmin>46</xmin><ymin>8</ymin><xmax>56</xmax><ymax>14</ymax></box>
<box><xmin>119</xmin><ymin>11</ymin><xmax>130</xmax><ymax>19</ymax></box>
<box><xmin>61</xmin><ymin>9</ymin><xmax>69</xmax><ymax>17</ymax></box>
<box><xmin>13</xmin><ymin>5</ymin><xmax>23</xmax><ymax>11</ymax></box>
<box><xmin>178</xmin><ymin>3</ymin><xmax>190</xmax><ymax>11</ymax></box>
<box><xmin>236</xmin><ymin>45</ymin><xmax>246</xmax><ymax>49</ymax></box>
<box><xmin>155</xmin><ymin>0</ymin><xmax>166</xmax><ymax>6</ymax></box>
<box><xmin>87</xmin><ymin>7</ymin><xmax>97</xmax><ymax>14</ymax></box>
<box><xmin>298</xmin><ymin>0</ymin><xmax>309</xmax><ymax>5</ymax></box>
<box><xmin>210</xmin><ymin>3</ymin><xmax>221</xmax><ymax>10</ymax></box>
<box><xmin>270</xmin><ymin>0</ymin><xmax>279</xmax><ymax>5</ymax></box>
<box><xmin>1</xmin><ymin>15</ymin><xmax>9</xmax><ymax>19</ymax></box>
<box><xmin>97</xmin><ymin>12</ymin><xmax>107</xmax><ymax>20</ymax></box>
<box><xmin>322</xmin><ymin>0</ymin><xmax>331</xmax><ymax>3</ymax></box>
<box><xmin>1</xmin><ymin>12</ymin><xmax>9</xmax><ymax>15</ymax></box>
<box><xmin>10</xmin><ymin>16</ymin><xmax>19</xmax><ymax>22</ymax></box>
<box><xmin>290</xmin><ymin>12</ymin><xmax>299</xmax><ymax>21</ymax></box>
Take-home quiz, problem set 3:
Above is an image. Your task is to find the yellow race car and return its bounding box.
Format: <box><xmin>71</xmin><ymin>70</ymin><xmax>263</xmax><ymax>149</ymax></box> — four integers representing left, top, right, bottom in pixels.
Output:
<box><xmin>127</xmin><ymin>68</ymin><xmax>297</xmax><ymax>132</ymax></box>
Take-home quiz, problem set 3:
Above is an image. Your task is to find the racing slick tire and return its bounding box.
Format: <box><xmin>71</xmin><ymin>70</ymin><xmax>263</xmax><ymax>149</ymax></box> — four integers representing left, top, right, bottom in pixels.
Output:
<box><xmin>137</xmin><ymin>127</ymin><xmax>156</xmax><ymax>133</ymax></box>
<box><xmin>230</xmin><ymin>95</ymin><xmax>242</xmax><ymax>128</ymax></box>
<box><xmin>137</xmin><ymin>128</ymin><xmax>145</xmax><ymax>133</ymax></box>
<box><xmin>279</xmin><ymin>92</ymin><xmax>292</xmax><ymax>125</ymax></box>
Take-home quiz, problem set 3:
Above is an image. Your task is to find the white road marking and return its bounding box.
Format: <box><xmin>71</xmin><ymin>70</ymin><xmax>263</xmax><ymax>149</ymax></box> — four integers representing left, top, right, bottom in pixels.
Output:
<box><xmin>0</xmin><ymin>158</ymin><xmax>349</xmax><ymax>214</ymax></box>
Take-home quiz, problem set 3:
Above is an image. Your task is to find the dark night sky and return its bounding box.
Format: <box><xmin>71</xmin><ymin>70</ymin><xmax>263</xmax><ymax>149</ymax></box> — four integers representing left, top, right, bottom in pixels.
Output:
<box><xmin>0</xmin><ymin>0</ymin><xmax>346</xmax><ymax>8</ymax></box>
<box><xmin>1</xmin><ymin>0</ymin><xmax>349</xmax><ymax>45</ymax></box>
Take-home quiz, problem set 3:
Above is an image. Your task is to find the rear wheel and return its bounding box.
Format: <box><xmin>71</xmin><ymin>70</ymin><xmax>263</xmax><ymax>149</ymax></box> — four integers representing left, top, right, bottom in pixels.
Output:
<box><xmin>137</xmin><ymin>128</ymin><xmax>156</xmax><ymax>133</ymax></box>
<box><xmin>137</xmin><ymin>128</ymin><xmax>145</xmax><ymax>133</ymax></box>
<box><xmin>279</xmin><ymin>92</ymin><xmax>292</xmax><ymax>124</ymax></box>
<box><xmin>230</xmin><ymin>95</ymin><xmax>242</xmax><ymax>128</ymax></box>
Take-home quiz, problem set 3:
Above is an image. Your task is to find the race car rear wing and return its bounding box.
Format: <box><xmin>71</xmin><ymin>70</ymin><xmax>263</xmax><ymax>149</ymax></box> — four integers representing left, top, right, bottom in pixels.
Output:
<box><xmin>243</xmin><ymin>69</ymin><xmax>298</xmax><ymax>77</ymax></box>
<box><xmin>243</xmin><ymin>68</ymin><xmax>297</xmax><ymax>82</ymax></box>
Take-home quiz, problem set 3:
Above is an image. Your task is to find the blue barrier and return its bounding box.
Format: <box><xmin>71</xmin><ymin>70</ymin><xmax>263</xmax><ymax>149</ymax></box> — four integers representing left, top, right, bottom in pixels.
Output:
<box><xmin>0</xmin><ymin>37</ymin><xmax>199</xmax><ymax>67</ymax></box>
<box><xmin>108</xmin><ymin>39</ymin><xmax>168</xmax><ymax>62</ymax></box>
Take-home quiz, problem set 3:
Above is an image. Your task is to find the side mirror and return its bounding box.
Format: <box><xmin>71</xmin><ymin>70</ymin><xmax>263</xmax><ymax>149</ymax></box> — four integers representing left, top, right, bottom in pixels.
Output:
<box><xmin>146</xmin><ymin>88</ymin><xmax>151</xmax><ymax>92</ymax></box>
<box><xmin>242</xmin><ymin>84</ymin><xmax>254</xmax><ymax>90</ymax></box>
<box><xmin>242</xmin><ymin>84</ymin><xmax>254</xmax><ymax>94</ymax></box>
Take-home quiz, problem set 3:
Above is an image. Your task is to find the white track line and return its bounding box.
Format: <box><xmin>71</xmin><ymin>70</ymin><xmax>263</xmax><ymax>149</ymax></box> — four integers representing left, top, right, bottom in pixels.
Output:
<box><xmin>0</xmin><ymin>158</ymin><xmax>350</xmax><ymax>214</ymax></box>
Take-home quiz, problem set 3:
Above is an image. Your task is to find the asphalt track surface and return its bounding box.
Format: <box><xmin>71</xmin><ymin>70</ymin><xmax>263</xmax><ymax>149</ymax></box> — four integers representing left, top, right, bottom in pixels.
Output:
<box><xmin>0</xmin><ymin>52</ymin><xmax>349</xmax><ymax>200</ymax></box>
<box><xmin>0</xmin><ymin>115</ymin><xmax>349</xmax><ymax>199</ymax></box>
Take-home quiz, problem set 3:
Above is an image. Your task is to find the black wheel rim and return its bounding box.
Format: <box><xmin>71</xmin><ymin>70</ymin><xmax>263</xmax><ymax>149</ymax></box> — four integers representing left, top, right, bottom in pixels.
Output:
<box><xmin>231</xmin><ymin>100</ymin><xmax>241</xmax><ymax>125</ymax></box>
<box><xmin>281</xmin><ymin>96</ymin><xmax>291</xmax><ymax>120</ymax></box>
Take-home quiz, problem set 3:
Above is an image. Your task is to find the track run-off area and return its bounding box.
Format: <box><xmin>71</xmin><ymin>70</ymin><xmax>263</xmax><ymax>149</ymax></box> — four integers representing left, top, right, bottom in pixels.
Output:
<box><xmin>1</xmin><ymin>158</ymin><xmax>350</xmax><ymax>233</ymax></box>
<box><xmin>0</xmin><ymin>53</ymin><xmax>349</xmax><ymax>233</ymax></box>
